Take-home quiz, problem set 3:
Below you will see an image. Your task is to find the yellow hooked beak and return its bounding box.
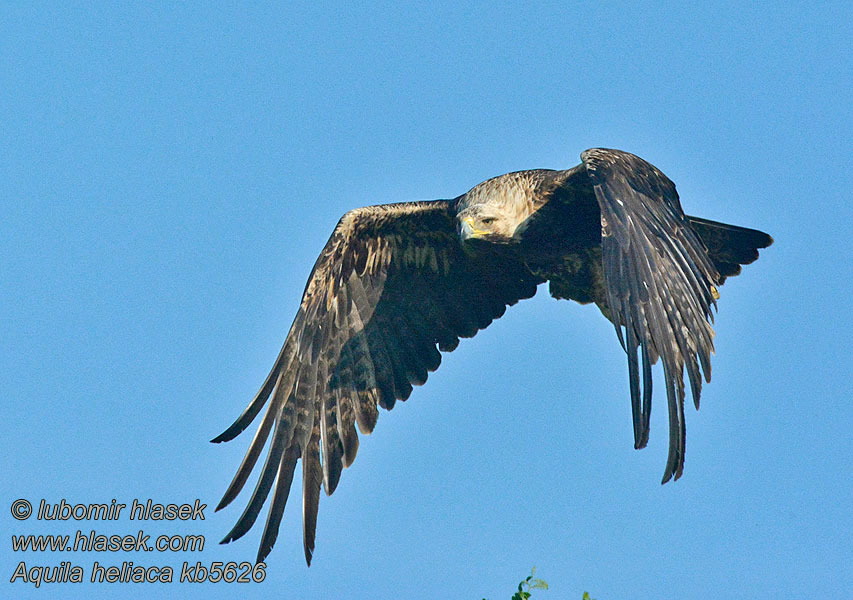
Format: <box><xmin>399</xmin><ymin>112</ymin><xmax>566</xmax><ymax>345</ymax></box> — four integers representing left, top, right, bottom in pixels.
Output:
<box><xmin>461</xmin><ymin>216</ymin><xmax>491</xmax><ymax>239</ymax></box>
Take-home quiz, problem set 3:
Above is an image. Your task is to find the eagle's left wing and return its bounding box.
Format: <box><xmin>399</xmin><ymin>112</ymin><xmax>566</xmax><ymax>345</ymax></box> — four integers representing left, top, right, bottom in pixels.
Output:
<box><xmin>578</xmin><ymin>148</ymin><xmax>721</xmax><ymax>483</ymax></box>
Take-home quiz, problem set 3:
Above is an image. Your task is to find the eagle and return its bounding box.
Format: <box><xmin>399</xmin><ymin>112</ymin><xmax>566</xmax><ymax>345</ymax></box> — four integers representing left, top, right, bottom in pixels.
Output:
<box><xmin>213</xmin><ymin>148</ymin><xmax>772</xmax><ymax>565</ymax></box>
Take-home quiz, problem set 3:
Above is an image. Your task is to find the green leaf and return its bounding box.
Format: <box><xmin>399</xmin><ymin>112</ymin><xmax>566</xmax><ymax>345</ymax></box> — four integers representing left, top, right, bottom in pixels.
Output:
<box><xmin>510</xmin><ymin>567</ymin><xmax>548</xmax><ymax>600</ymax></box>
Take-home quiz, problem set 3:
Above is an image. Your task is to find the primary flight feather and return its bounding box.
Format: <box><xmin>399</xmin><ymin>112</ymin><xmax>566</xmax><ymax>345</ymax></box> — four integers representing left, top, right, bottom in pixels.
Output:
<box><xmin>213</xmin><ymin>148</ymin><xmax>773</xmax><ymax>564</ymax></box>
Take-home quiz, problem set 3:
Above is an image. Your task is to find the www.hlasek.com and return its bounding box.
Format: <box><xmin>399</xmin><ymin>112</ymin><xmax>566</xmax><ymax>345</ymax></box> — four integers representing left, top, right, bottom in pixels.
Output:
<box><xmin>9</xmin><ymin>498</ymin><xmax>266</xmax><ymax>586</ymax></box>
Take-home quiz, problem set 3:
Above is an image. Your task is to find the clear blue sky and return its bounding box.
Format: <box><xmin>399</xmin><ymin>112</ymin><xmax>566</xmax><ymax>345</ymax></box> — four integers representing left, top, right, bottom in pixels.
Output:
<box><xmin>2</xmin><ymin>2</ymin><xmax>851</xmax><ymax>599</ymax></box>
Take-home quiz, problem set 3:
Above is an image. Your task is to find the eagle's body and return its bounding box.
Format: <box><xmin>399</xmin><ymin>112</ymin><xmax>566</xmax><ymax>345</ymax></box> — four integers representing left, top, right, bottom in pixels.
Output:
<box><xmin>214</xmin><ymin>149</ymin><xmax>772</xmax><ymax>564</ymax></box>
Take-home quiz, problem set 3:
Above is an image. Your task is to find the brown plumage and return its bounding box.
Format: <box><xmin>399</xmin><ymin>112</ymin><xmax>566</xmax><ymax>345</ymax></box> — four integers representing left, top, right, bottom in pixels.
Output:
<box><xmin>213</xmin><ymin>148</ymin><xmax>773</xmax><ymax>564</ymax></box>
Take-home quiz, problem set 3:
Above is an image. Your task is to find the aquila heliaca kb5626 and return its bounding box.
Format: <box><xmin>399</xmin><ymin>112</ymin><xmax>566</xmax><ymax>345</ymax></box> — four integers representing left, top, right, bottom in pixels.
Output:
<box><xmin>213</xmin><ymin>148</ymin><xmax>772</xmax><ymax>564</ymax></box>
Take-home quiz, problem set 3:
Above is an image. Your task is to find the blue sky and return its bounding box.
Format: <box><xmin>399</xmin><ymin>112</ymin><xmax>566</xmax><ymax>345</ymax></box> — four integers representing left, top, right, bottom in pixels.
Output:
<box><xmin>2</xmin><ymin>2</ymin><xmax>851</xmax><ymax>598</ymax></box>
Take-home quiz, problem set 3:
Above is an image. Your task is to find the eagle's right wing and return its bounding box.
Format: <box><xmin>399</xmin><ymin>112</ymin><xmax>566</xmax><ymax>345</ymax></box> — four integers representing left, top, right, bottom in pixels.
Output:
<box><xmin>212</xmin><ymin>199</ymin><xmax>540</xmax><ymax>564</ymax></box>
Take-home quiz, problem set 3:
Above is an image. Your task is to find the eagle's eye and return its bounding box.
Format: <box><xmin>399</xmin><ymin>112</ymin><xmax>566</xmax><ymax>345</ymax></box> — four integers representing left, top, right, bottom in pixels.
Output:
<box><xmin>481</xmin><ymin>217</ymin><xmax>497</xmax><ymax>225</ymax></box>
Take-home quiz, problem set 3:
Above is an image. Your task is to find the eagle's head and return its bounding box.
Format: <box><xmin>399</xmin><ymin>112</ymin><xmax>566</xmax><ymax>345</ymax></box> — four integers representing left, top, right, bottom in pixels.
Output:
<box><xmin>457</xmin><ymin>204</ymin><xmax>516</xmax><ymax>243</ymax></box>
<box><xmin>456</xmin><ymin>172</ymin><xmax>542</xmax><ymax>244</ymax></box>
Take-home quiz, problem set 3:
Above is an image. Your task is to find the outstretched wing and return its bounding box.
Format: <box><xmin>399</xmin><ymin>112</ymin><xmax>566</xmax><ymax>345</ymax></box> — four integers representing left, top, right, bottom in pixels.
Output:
<box><xmin>579</xmin><ymin>148</ymin><xmax>721</xmax><ymax>484</ymax></box>
<box><xmin>212</xmin><ymin>200</ymin><xmax>540</xmax><ymax>564</ymax></box>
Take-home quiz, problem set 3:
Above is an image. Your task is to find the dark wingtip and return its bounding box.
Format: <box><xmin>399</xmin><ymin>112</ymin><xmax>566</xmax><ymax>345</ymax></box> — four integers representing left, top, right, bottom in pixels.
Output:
<box><xmin>256</xmin><ymin>546</ymin><xmax>272</xmax><ymax>565</ymax></box>
<box><xmin>212</xmin><ymin>340</ymin><xmax>294</xmax><ymax>444</ymax></box>
<box><xmin>211</xmin><ymin>393</ymin><xmax>272</xmax><ymax>444</ymax></box>
<box><xmin>217</xmin><ymin>515</ymin><xmax>253</xmax><ymax>546</ymax></box>
<box><xmin>661</xmin><ymin>459</ymin><xmax>686</xmax><ymax>484</ymax></box>
<box><xmin>255</xmin><ymin>445</ymin><xmax>299</xmax><ymax>567</ymax></box>
<box><xmin>211</xmin><ymin>431</ymin><xmax>233</xmax><ymax>444</ymax></box>
<box><xmin>210</xmin><ymin>406</ymin><xmax>266</xmax><ymax>444</ymax></box>
<box><xmin>219</xmin><ymin>530</ymin><xmax>242</xmax><ymax>545</ymax></box>
<box><xmin>324</xmin><ymin>467</ymin><xmax>342</xmax><ymax>496</ymax></box>
<box><xmin>661</xmin><ymin>464</ymin><xmax>685</xmax><ymax>485</ymax></box>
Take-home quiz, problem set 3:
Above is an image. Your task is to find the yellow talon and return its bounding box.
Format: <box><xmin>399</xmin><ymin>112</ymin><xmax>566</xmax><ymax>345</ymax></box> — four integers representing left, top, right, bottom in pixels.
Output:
<box><xmin>710</xmin><ymin>285</ymin><xmax>720</xmax><ymax>300</ymax></box>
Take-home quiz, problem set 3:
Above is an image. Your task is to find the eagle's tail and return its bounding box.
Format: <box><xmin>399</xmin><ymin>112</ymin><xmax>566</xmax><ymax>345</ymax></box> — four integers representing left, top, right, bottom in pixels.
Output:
<box><xmin>687</xmin><ymin>216</ymin><xmax>773</xmax><ymax>283</ymax></box>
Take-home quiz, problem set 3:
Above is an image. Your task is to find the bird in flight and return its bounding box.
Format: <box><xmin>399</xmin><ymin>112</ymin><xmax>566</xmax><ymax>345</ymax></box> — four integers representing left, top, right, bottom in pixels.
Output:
<box><xmin>213</xmin><ymin>148</ymin><xmax>772</xmax><ymax>565</ymax></box>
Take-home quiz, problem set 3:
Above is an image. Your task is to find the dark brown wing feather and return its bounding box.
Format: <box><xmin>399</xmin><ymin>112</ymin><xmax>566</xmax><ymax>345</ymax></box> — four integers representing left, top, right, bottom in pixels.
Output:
<box><xmin>213</xmin><ymin>199</ymin><xmax>540</xmax><ymax>564</ymax></box>
<box><xmin>526</xmin><ymin>152</ymin><xmax>772</xmax><ymax>484</ymax></box>
<box><xmin>578</xmin><ymin>148</ymin><xmax>722</xmax><ymax>484</ymax></box>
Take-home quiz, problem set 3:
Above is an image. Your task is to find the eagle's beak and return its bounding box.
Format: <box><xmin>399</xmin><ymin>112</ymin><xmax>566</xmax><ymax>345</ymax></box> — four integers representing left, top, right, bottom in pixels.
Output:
<box><xmin>460</xmin><ymin>216</ymin><xmax>488</xmax><ymax>240</ymax></box>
